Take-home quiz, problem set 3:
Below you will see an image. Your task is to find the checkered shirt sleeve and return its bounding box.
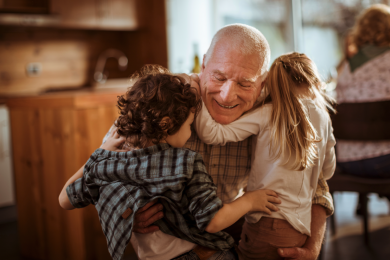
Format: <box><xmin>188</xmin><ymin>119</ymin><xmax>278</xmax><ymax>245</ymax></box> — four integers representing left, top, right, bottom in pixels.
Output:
<box><xmin>186</xmin><ymin>153</ymin><xmax>223</xmax><ymax>231</ymax></box>
<box><xmin>66</xmin><ymin>176</ymin><xmax>95</xmax><ymax>208</ymax></box>
<box><xmin>313</xmin><ymin>171</ymin><xmax>334</xmax><ymax>216</ymax></box>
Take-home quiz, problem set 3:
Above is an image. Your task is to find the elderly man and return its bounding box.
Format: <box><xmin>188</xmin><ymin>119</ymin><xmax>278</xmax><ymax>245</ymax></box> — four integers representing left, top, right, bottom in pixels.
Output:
<box><xmin>133</xmin><ymin>24</ymin><xmax>333</xmax><ymax>260</ymax></box>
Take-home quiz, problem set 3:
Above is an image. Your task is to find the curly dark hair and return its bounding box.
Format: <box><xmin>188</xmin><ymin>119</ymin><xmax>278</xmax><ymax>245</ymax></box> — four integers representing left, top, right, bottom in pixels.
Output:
<box><xmin>115</xmin><ymin>65</ymin><xmax>202</xmax><ymax>148</ymax></box>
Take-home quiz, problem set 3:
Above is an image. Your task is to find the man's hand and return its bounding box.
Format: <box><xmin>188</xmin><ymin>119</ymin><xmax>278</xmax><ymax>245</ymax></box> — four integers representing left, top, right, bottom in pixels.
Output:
<box><xmin>277</xmin><ymin>204</ymin><xmax>327</xmax><ymax>260</ymax></box>
<box><xmin>277</xmin><ymin>247</ymin><xmax>317</xmax><ymax>260</ymax></box>
<box><xmin>133</xmin><ymin>200</ymin><xmax>164</xmax><ymax>234</ymax></box>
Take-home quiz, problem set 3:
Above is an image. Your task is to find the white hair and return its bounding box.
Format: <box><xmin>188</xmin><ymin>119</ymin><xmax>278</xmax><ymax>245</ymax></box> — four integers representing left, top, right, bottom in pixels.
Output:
<box><xmin>204</xmin><ymin>24</ymin><xmax>271</xmax><ymax>81</ymax></box>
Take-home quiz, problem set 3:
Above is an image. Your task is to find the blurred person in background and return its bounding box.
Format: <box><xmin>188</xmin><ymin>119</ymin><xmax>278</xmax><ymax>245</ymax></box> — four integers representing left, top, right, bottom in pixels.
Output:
<box><xmin>336</xmin><ymin>4</ymin><xmax>390</xmax><ymax>207</ymax></box>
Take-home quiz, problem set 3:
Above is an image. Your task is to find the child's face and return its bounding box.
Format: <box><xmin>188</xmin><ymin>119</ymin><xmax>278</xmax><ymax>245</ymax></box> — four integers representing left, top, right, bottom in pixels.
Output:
<box><xmin>165</xmin><ymin>112</ymin><xmax>195</xmax><ymax>148</ymax></box>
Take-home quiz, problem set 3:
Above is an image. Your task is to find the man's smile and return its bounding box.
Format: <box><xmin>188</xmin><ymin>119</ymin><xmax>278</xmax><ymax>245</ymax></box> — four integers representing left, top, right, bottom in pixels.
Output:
<box><xmin>215</xmin><ymin>100</ymin><xmax>239</xmax><ymax>109</ymax></box>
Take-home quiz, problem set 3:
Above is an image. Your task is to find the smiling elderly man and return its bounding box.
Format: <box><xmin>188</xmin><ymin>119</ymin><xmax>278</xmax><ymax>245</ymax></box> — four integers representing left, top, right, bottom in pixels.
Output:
<box><xmin>133</xmin><ymin>24</ymin><xmax>333</xmax><ymax>260</ymax></box>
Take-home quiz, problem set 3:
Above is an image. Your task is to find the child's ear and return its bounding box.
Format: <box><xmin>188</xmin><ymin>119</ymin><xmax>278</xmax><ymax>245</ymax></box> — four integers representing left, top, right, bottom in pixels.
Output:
<box><xmin>160</xmin><ymin>117</ymin><xmax>171</xmax><ymax>130</ymax></box>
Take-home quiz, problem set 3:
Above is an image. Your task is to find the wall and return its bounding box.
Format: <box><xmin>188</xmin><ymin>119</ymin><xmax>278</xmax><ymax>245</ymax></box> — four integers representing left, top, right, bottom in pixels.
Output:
<box><xmin>166</xmin><ymin>0</ymin><xmax>214</xmax><ymax>73</ymax></box>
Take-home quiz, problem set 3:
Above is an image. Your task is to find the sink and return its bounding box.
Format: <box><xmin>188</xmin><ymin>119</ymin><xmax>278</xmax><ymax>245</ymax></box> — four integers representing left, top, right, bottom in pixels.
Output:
<box><xmin>92</xmin><ymin>78</ymin><xmax>136</xmax><ymax>90</ymax></box>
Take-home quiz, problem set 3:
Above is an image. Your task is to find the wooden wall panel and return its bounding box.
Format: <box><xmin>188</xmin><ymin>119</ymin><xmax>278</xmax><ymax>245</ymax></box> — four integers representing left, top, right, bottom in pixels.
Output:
<box><xmin>73</xmin><ymin>105</ymin><xmax>121</xmax><ymax>260</ymax></box>
<box><xmin>9</xmin><ymin>103</ymin><xmax>122</xmax><ymax>260</ymax></box>
<box><xmin>9</xmin><ymin>109</ymin><xmax>46</xmax><ymax>259</ymax></box>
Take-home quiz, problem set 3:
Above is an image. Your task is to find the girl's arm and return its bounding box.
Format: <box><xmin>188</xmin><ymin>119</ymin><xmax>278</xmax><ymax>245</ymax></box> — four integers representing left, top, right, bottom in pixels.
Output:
<box><xmin>194</xmin><ymin>102</ymin><xmax>262</xmax><ymax>146</ymax></box>
<box><xmin>205</xmin><ymin>189</ymin><xmax>281</xmax><ymax>233</ymax></box>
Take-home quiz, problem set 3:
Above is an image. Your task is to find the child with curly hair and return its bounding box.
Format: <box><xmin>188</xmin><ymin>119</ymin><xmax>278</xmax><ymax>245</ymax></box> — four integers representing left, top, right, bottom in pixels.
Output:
<box><xmin>58</xmin><ymin>65</ymin><xmax>281</xmax><ymax>260</ymax></box>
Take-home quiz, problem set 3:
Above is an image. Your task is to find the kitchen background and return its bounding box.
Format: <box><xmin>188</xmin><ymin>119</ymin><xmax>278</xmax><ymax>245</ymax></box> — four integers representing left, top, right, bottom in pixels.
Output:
<box><xmin>1</xmin><ymin>0</ymin><xmax>390</xmax><ymax>259</ymax></box>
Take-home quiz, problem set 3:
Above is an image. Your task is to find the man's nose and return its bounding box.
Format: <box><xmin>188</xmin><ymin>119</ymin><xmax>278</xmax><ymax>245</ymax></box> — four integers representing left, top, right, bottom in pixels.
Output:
<box><xmin>220</xmin><ymin>81</ymin><xmax>237</xmax><ymax>103</ymax></box>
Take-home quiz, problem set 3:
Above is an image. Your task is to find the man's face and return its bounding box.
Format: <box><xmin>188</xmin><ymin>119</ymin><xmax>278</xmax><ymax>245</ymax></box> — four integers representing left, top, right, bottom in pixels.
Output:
<box><xmin>199</xmin><ymin>42</ymin><xmax>263</xmax><ymax>124</ymax></box>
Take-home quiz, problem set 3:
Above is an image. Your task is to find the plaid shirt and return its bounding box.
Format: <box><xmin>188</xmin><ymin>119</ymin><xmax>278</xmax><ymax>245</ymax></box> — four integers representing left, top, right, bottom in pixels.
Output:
<box><xmin>66</xmin><ymin>144</ymin><xmax>234</xmax><ymax>260</ymax></box>
<box><xmin>185</xmin><ymin>129</ymin><xmax>334</xmax><ymax>215</ymax></box>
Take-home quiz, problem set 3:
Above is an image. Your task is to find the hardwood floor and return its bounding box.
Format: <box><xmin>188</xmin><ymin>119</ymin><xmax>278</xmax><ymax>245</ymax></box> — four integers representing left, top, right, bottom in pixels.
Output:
<box><xmin>1</xmin><ymin>193</ymin><xmax>389</xmax><ymax>260</ymax></box>
<box><xmin>323</xmin><ymin>193</ymin><xmax>390</xmax><ymax>260</ymax></box>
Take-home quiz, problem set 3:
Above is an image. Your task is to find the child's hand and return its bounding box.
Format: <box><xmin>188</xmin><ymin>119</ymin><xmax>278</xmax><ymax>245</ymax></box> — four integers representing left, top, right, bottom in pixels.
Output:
<box><xmin>244</xmin><ymin>189</ymin><xmax>281</xmax><ymax>215</ymax></box>
<box><xmin>176</xmin><ymin>73</ymin><xmax>201</xmax><ymax>96</ymax></box>
<box><xmin>100</xmin><ymin>128</ymin><xmax>126</xmax><ymax>152</ymax></box>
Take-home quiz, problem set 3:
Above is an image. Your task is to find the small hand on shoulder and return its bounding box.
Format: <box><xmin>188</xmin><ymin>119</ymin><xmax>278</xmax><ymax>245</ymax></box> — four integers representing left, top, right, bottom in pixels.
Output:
<box><xmin>100</xmin><ymin>127</ymin><xmax>127</xmax><ymax>152</ymax></box>
<box><xmin>176</xmin><ymin>73</ymin><xmax>201</xmax><ymax>96</ymax></box>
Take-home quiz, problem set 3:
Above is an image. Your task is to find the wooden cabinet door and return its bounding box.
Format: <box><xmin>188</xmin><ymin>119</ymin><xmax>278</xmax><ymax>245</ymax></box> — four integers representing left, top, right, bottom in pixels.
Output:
<box><xmin>51</xmin><ymin>0</ymin><xmax>138</xmax><ymax>30</ymax></box>
<box><xmin>51</xmin><ymin>0</ymin><xmax>98</xmax><ymax>29</ymax></box>
<box><xmin>96</xmin><ymin>0</ymin><xmax>138</xmax><ymax>30</ymax></box>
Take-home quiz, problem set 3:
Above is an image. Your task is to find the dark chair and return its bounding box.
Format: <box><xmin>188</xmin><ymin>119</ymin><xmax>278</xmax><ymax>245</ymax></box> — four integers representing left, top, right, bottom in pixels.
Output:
<box><xmin>327</xmin><ymin>100</ymin><xmax>390</xmax><ymax>246</ymax></box>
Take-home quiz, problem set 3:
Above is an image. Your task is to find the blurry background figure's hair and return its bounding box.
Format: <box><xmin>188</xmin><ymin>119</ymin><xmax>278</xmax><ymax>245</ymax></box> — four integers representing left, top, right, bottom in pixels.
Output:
<box><xmin>351</xmin><ymin>4</ymin><xmax>390</xmax><ymax>48</ymax></box>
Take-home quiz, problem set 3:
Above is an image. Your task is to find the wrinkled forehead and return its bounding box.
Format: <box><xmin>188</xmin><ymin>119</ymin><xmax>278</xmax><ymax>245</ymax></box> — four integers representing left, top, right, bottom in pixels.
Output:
<box><xmin>207</xmin><ymin>54</ymin><xmax>263</xmax><ymax>84</ymax></box>
<box><xmin>206</xmin><ymin>32</ymin><xmax>269</xmax><ymax>77</ymax></box>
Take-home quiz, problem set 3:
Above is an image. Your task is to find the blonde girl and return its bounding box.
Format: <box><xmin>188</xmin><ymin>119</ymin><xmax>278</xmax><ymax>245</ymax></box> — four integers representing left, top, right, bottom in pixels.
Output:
<box><xmin>195</xmin><ymin>52</ymin><xmax>336</xmax><ymax>260</ymax></box>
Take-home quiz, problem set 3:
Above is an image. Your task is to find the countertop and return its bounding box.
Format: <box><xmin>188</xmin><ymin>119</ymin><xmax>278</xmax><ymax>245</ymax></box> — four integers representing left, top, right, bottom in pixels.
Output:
<box><xmin>6</xmin><ymin>87</ymin><xmax>128</xmax><ymax>109</ymax></box>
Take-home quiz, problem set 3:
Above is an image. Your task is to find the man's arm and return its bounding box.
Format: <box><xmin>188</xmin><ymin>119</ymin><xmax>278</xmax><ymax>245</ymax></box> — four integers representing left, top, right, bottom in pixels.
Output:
<box><xmin>278</xmin><ymin>204</ymin><xmax>327</xmax><ymax>260</ymax></box>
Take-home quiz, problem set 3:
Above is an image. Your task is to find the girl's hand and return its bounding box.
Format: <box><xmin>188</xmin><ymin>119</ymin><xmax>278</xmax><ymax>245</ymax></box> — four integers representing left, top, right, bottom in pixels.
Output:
<box><xmin>244</xmin><ymin>189</ymin><xmax>281</xmax><ymax>215</ymax></box>
<box><xmin>100</xmin><ymin>129</ymin><xmax>126</xmax><ymax>152</ymax></box>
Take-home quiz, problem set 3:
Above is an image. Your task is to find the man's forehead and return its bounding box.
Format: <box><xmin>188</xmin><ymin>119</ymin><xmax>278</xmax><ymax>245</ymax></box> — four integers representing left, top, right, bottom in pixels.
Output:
<box><xmin>211</xmin><ymin>68</ymin><xmax>259</xmax><ymax>83</ymax></box>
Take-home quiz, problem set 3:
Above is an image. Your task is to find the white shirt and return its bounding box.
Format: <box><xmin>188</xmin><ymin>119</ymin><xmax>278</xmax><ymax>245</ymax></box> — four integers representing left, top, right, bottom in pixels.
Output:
<box><xmin>130</xmin><ymin>230</ymin><xmax>196</xmax><ymax>260</ymax></box>
<box><xmin>195</xmin><ymin>100</ymin><xmax>336</xmax><ymax>235</ymax></box>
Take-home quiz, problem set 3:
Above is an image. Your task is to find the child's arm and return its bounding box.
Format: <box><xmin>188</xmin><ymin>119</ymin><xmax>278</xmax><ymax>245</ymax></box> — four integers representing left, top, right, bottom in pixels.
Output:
<box><xmin>205</xmin><ymin>189</ymin><xmax>281</xmax><ymax>233</ymax></box>
<box><xmin>194</xmin><ymin>102</ymin><xmax>262</xmax><ymax>146</ymax></box>
<box><xmin>58</xmin><ymin>130</ymin><xmax>126</xmax><ymax>210</ymax></box>
<box><xmin>59</xmin><ymin>165</ymin><xmax>84</xmax><ymax>210</ymax></box>
<box><xmin>186</xmin><ymin>153</ymin><xmax>281</xmax><ymax>234</ymax></box>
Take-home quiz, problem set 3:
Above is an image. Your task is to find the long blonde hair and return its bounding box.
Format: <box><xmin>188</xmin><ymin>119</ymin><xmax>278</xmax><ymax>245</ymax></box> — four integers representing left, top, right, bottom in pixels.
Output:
<box><xmin>263</xmin><ymin>52</ymin><xmax>335</xmax><ymax>171</ymax></box>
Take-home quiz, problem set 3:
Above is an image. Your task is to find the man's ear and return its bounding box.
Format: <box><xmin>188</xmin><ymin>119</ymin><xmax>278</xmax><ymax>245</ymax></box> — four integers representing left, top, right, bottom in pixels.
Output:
<box><xmin>159</xmin><ymin>117</ymin><xmax>171</xmax><ymax>130</ymax></box>
<box><xmin>201</xmin><ymin>55</ymin><xmax>206</xmax><ymax>72</ymax></box>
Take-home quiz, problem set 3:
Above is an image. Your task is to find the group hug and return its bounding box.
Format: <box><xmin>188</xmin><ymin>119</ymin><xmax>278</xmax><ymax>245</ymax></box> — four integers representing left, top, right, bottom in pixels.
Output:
<box><xmin>59</xmin><ymin>19</ymin><xmax>338</xmax><ymax>260</ymax></box>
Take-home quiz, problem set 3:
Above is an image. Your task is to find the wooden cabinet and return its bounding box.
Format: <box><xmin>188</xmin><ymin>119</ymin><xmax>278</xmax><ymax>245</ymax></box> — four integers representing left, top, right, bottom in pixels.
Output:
<box><xmin>0</xmin><ymin>0</ymin><xmax>138</xmax><ymax>30</ymax></box>
<box><xmin>51</xmin><ymin>0</ymin><xmax>138</xmax><ymax>30</ymax></box>
<box><xmin>0</xmin><ymin>0</ymin><xmax>49</xmax><ymax>14</ymax></box>
<box><xmin>7</xmin><ymin>88</ymin><xmax>136</xmax><ymax>260</ymax></box>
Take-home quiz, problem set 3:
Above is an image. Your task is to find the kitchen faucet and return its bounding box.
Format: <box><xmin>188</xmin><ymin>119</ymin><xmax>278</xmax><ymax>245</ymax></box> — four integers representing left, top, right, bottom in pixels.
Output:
<box><xmin>94</xmin><ymin>49</ymin><xmax>128</xmax><ymax>84</ymax></box>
